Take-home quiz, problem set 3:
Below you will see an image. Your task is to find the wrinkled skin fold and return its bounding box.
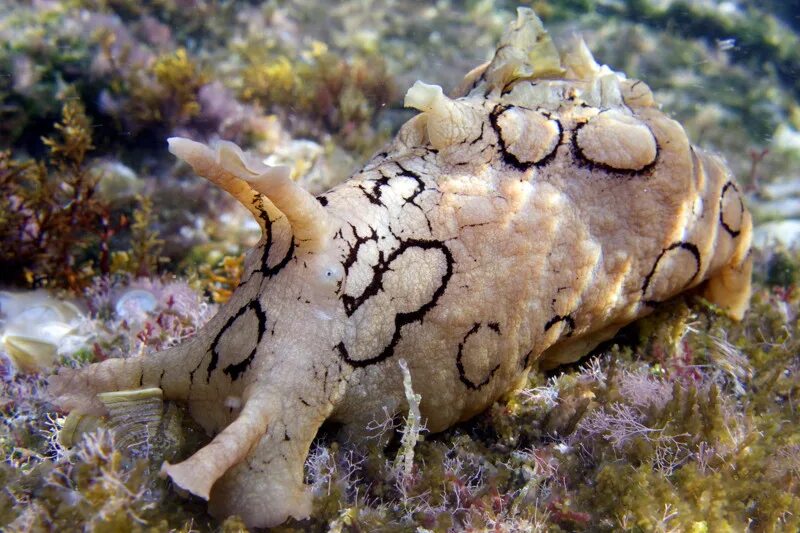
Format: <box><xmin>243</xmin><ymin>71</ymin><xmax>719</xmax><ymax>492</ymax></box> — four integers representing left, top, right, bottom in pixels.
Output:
<box><xmin>49</xmin><ymin>8</ymin><xmax>752</xmax><ymax>528</ymax></box>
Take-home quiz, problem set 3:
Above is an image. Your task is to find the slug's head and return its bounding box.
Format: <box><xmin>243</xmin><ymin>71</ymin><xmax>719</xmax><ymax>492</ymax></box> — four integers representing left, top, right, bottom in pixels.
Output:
<box><xmin>168</xmin><ymin>136</ymin><xmax>349</xmax><ymax>332</ymax></box>
<box><xmin>160</xmin><ymin>137</ymin><xmax>352</xmax><ymax>528</ymax></box>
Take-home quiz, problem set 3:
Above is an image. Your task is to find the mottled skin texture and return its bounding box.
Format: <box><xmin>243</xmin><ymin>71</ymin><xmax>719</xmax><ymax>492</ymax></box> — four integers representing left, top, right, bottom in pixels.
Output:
<box><xmin>49</xmin><ymin>9</ymin><xmax>752</xmax><ymax>528</ymax></box>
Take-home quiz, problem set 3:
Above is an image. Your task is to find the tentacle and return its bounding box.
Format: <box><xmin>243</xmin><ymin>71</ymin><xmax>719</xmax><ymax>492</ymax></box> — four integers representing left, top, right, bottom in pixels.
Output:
<box><xmin>206</xmin><ymin>393</ymin><xmax>334</xmax><ymax>528</ymax></box>
<box><xmin>404</xmin><ymin>82</ymin><xmax>484</xmax><ymax>151</ymax></box>
<box><xmin>169</xmin><ymin>137</ymin><xmax>332</xmax><ymax>253</ymax></box>
<box><xmin>244</xmin><ymin>164</ymin><xmax>332</xmax><ymax>252</ymax></box>
<box><xmin>161</xmin><ymin>388</ymin><xmax>272</xmax><ymax>500</ymax></box>
<box><xmin>168</xmin><ymin>138</ymin><xmax>284</xmax><ymax>232</ymax></box>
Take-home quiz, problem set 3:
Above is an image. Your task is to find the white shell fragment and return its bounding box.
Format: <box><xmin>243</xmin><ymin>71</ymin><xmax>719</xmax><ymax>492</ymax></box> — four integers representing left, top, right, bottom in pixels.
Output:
<box><xmin>114</xmin><ymin>288</ymin><xmax>158</xmax><ymax>322</ymax></box>
<box><xmin>60</xmin><ymin>387</ymin><xmax>183</xmax><ymax>461</ymax></box>
<box><xmin>0</xmin><ymin>291</ymin><xmax>85</xmax><ymax>373</ymax></box>
<box><xmin>97</xmin><ymin>387</ymin><xmax>166</xmax><ymax>453</ymax></box>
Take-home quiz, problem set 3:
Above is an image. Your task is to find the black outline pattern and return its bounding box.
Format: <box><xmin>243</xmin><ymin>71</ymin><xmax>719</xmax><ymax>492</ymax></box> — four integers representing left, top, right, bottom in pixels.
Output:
<box><xmin>394</xmin><ymin>162</ymin><xmax>426</xmax><ymax>208</ymax></box>
<box><xmin>521</xmin><ymin>349</ymin><xmax>534</xmax><ymax>369</ymax></box>
<box><xmin>194</xmin><ymin>299</ymin><xmax>268</xmax><ymax>384</ymax></box>
<box><xmin>489</xmin><ymin>104</ymin><xmax>561</xmax><ymax>170</ymax></box>
<box><xmin>719</xmin><ymin>181</ymin><xmax>744</xmax><ymax>238</ymax></box>
<box><xmin>572</xmin><ymin>117</ymin><xmax>659</xmax><ymax>176</ymax></box>
<box><xmin>544</xmin><ymin>314</ymin><xmax>575</xmax><ymax>337</ymax></box>
<box><xmin>336</xmin><ymin>239</ymin><xmax>454</xmax><ymax>368</ymax></box>
<box><xmin>641</xmin><ymin>242</ymin><xmax>701</xmax><ymax>306</ymax></box>
<box><xmin>260</xmin><ymin>237</ymin><xmax>295</xmax><ymax>278</ymax></box>
<box><xmin>236</xmin><ymin>195</ymin><xmax>275</xmax><ymax>287</ymax></box>
<box><xmin>456</xmin><ymin>322</ymin><xmax>501</xmax><ymax>390</ymax></box>
<box><xmin>341</xmin><ymin>223</ymin><xmax>378</xmax><ymax>277</ymax></box>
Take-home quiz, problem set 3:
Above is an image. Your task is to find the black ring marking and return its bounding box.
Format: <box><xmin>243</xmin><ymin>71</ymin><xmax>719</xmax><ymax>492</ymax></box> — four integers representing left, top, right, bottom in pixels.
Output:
<box><xmin>489</xmin><ymin>104</ymin><xmax>562</xmax><ymax>170</ymax></box>
<box><xmin>237</xmin><ymin>194</ymin><xmax>276</xmax><ymax>287</ymax></box>
<box><xmin>719</xmin><ymin>181</ymin><xmax>744</xmax><ymax>238</ymax></box>
<box><xmin>337</xmin><ymin>239</ymin><xmax>454</xmax><ymax>368</ymax></box>
<box><xmin>202</xmin><ymin>299</ymin><xmax>267</xmax><ymax>383</ymax></box>
<box><xmin>489</xmin><ymin>104</ymin><xmax>531</xmax><ymax>171</ymax></box>
<box><xmin>456</xmin><ymin>322</ymin><xmax>501</xmax><ymax>390</ymax></box>
<box><xmin>641</xmin><ymin>241</ymin><xmax>701</xmax><ymax>307</ymax></box>
<box><xmin>522</xmin><ymin>349</ymin><xmax>534</xmax><ymax>369</ymax></box>
<box><xmin>223</xmin><ymin>301</ymin><xmax>268</xmax><ymax>381</ymax></box>
<box><xmin>342</xmin><ymin>223</ymin><xmax>379</xmax><ymax>277</ymax></box>
<box><xmin>260</xmin><ymin>237</ymin><xmax>295</xmax><ymax>278</ymax></box>
<box><xmin>532</xmin><ymin>117</ymin><xmax>562</xmax><ymax>168</ymax></box>
<box><xmin>342</xmin><ymin>239</ymin><xmax>452</xmax><ymax>317</ymax></box>
<box><xmin>544</xmin><ymin>314</ymin><xmax>575</xmax><ymax>337</ymax></box>
<box><xmin>571</xmin><ymin>120</ymin><xmax>659</xmax><ymax>177</ymax></box>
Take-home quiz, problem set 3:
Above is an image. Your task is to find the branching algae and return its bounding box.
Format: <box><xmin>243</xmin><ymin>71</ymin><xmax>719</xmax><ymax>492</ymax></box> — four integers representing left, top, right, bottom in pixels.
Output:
<box><xmin>49</xmin><ymin>9</ymin><xmax>752</xmax><ymax>528</ymax></box>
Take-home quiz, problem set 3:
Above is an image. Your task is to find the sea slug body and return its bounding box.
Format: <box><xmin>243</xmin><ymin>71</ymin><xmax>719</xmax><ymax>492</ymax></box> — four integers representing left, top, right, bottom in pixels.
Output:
<box><xmin>49</xmin><ymin>8</ymin><xmax>752</xmax><ymax>528</ymax></box>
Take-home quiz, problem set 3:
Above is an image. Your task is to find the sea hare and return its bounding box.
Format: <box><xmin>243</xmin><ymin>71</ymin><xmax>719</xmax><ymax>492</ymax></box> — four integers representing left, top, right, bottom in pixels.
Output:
<box><xmin>49</xmin><ymin>8</ymin><xmax>752</xmax><ymax>528</ymax></box>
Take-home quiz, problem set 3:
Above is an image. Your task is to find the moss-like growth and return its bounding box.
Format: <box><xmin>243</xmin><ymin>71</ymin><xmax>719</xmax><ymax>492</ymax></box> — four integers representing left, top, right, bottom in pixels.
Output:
<box><xmin>109</xmin><ymin>195</ymin><xmax>165</xmax><ymax>278</ymax></box>
<box><xmin>196</xmin><ymin>253</ymin><xmax>245</xmax><ymax>304</ymax></box>
<box><xmin>764</xmin><ymin>248</ymin><xmax>800</xmax><ymax>288</ymax></box>
<box><xmin>604</xmin><ymin>0</ymin><xmax>800</xmax><ymax>105</ymax></box>
<box><xmin>94</xmin><ymin>36</ymin><xmax>208</xmax><ymax>136</ymax></box>
<box><xmin>0</xmin><ymin>94</ymin><xmax>105</xmax><ymax>289</ymax></box>
<box><xmin>0</xmin><ymin>95</ymin><xmax>165</xmax><ymax>290</ymax></box>
<box><xmin>238</xmin><ymin>41</ymin><xmax>396</xmax><ymax>153</ymax></box>
<box><xmin>0</xmin><ymin>3</ymin><xmax>96</xmax><ymax>149</ymax></box>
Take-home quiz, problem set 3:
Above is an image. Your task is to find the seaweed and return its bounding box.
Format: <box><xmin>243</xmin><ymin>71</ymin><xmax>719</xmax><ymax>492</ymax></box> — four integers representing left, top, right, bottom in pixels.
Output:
<box><xmin>0</xmin><ymin>93</ymin><xmax>106</xmax><ymax>289</ymax></box>
<box><xmin>0</xmin><ymin>93</ymin><xmax>165</xmax><ymax>290</ymax></box>
<box><xmin>238</xmin><ymin>41</ymin><xmax>397</xmax><ymax>152</ymax></box>
<box><xmin>109</xmin><ymin>195</ymin><xmax>165</xmax><ymax>278</ymax></box>
<box><xmin>0</xmin><ymin>3</ymin><xmax>96</xmax><ymax>151</ymax></box>
<box><xmin>94</xmin><ymin>35</ymin><xmax>208</xmax><ymax>137</ymax></box>
<box><xmin>0</xmin><ymin>427</ymin><xmax>207</xmax><ymax>531</ymax></box>
<box><xmin>606</xmin><ymin>0</ymin><xmax>800</xmax><ymax>105</ymax></box>
<box><xmin>196</xmin><ymin>254</ymin><xmax>245</xmax><ymax>305</ymax></box>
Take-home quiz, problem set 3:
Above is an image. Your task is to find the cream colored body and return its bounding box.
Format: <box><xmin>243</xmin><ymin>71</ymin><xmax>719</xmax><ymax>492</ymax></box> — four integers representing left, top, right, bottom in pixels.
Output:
<box><xmin>50</xmin><ymin>9</ymin><xmax>751</xmax><ymax>528</ymax></box>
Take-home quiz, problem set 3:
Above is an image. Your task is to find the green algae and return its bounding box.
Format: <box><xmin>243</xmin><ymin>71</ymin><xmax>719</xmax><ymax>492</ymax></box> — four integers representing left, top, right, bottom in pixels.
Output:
<box><xmin>236</xmin><ymin>39</ymin><xmax>397</xmax><ymax>154</ymax></box>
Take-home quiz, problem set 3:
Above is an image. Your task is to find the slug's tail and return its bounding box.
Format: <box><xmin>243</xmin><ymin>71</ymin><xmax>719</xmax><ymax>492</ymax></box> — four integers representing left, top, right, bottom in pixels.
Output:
<box><xmin>703</xmin><ymin>250</ymin><xmax>752</xmax><ymax>321</ymax></box>
<box><xmin>695</xmin><ymin>152</ymin><xmax>754</xmax><ymax>321</ymax></box>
